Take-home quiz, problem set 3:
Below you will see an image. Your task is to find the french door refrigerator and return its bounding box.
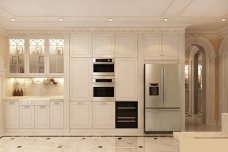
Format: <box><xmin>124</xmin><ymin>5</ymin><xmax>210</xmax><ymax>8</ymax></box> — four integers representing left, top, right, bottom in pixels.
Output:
<box><xmin>144</xmin><ymin>64</ymin><xmax>181</xmax><ymax>133</ymax></box>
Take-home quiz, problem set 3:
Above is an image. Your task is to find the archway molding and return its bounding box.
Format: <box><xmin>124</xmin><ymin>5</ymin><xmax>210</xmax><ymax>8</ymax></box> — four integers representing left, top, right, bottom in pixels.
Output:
<box><xmin>186</xmin><ymin>35</ymin><xmax>216</xmax><ymax>126</ymax></box>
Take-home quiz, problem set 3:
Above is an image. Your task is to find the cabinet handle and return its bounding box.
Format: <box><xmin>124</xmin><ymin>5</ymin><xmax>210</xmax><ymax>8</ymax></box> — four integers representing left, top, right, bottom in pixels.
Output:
<box><xmin>40</xmin><ymin>105</ymin><xmax>46</xmax><ymax>108</ymax></box>
<box><xmin>102</xmin><ymin>102</ymin><xmax>106</xmax><ymax>105</ymax></box>
<box><xmin>78</xmin><ymin>102</ymin><xmax>83</xmax><ymax>105</ymax></box>
<box><xmin>9</xmin><ymin>102</ymin><xmax>15</xmax><ymax>104</ymax></box>
<box><xmin>24</xmin><ymin>105</ymin><xmax>30</xmax><ymax>108</ymax></box>
<box><xmin>54</xmin><ymin>102</ymin><xmax>59</xmax><ymax>105</ymax></box>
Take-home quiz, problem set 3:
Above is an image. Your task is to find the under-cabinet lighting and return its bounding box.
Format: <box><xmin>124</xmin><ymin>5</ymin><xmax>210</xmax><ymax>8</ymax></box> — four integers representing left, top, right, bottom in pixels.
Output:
<box><xmin>164</xmin><ymin>18</ymin><xmax>168</xmax><ymax>22</ymax></box>
<box><xmin>10</xmin><ymin>18</ymin><xmax>15</xmax><ymax>21</ymax></box>
<box><xmin>59</xmin><ymin>18</ymin><xmax>64</xmax><ymax>21</ymax></box>
<box><xmin>108</xmin><ymin>18</ymin><xmax>113</xmax><ymax>22</ymax></box>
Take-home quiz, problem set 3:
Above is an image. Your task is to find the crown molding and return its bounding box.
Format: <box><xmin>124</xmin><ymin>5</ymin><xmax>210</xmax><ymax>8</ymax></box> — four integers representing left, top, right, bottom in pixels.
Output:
<box><xmin>185</xmin><ymin>31</ymin><xmax>220</xmax><ymax>39</ymax></box>
<box><xmin>0</xmin><ymin>27</ymin><xmax>7</xmax><ymax>36</ymax></box>
<box><xmin>5</xmin><ymin>26</ymin><xmax>186</xmax><ymax>36</ymax></box>
<box><xmin>217</xmin><ymin>26</ymin><xmax>228</xmax><ymax>37</ymax></box>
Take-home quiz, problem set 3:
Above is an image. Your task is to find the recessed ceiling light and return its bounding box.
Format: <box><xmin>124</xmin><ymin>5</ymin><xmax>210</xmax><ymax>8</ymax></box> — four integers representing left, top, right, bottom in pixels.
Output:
<box><xmin>108</xmin><ymin>18</ymin><xmax>113</xmax><ymax>22</ymax></box>
<box><xmin>221</xmin><ymin>18</ymin><xmax>227</xmax><ymax>22</ymax></box>
<box><xmin>59</xmin><ymin>18</ymin><xmax>64</xmax><ymax>21</ymax></box>
<box><xmin>10</xmin><ymin>18</ymin><xmax>15</xmax><ymax>21</ymax></box>
<box><xmin>164</xmin><ymin>18</ymin><xmax>168</xmax><ymax>22</ymax></box>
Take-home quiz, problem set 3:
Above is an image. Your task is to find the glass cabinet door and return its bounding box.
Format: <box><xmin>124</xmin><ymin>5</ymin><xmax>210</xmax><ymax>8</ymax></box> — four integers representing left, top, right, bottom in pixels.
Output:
<box><xmin>9</xmin><ymin>39</ymin><xmax>25</xmax><ymax>74</ymax></box>
<box><xmin>29</xmin><ymin>39</ymin><xmax>45</xmax><ymax>73</ymax></box>
<box><xmin>49</xmin><ymin>39</ymin><xmax>64</xmax><ymax>74</ymax></box>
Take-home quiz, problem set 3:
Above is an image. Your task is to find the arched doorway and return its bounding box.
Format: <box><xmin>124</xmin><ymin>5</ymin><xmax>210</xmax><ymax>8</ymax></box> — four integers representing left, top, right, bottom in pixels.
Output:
<box><xmin>185</xmin><ymin>45</ymin><xmax>206</xmax><ymax>130</ymax></box>
<box><xmin>219</xmin><ymin>36</ymin><xmax>228</xmax><ymax>114</ymax></box>
<box><xmin>185</xmin><ymin>35</ymin><xmax>217</xmax><ymax>131</ymax></box>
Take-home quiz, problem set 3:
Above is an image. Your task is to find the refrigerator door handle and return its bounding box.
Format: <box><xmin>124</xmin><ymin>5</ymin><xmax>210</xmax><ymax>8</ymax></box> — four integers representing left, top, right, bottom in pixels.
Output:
<box><xmin>160</xmin><ymin>69</ymin><xmax>163</xmax><ymax>104</ymax></box>
<box><xmin>163</xmin><ymin>68</ymin><xmax>166</xmax><ymax>106</ymax></box>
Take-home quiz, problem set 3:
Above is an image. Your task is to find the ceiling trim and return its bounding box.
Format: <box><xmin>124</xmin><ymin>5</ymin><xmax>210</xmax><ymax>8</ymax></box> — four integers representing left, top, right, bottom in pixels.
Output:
<box><xmin>0</xmin><ymin>27</ymin><xmax>7</xmax><ymax>36</ymax></box>
<box><xmin>5</xmin><ymin>26</ymin><xmax>186</xmax><ymax>36</ymax></box>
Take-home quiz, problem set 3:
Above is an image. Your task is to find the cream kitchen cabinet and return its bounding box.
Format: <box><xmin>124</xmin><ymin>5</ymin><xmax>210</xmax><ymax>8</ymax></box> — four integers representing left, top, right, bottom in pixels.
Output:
<box><xmin>93</xmin><ymin>34</ymin><xmax>115</xmax><ymax>57</ymax></box>
<box><xmin>70</xmin><ymin>34</ymin><xmax>92</xmax><ymax>57</ymax></box>
<box><xmin>162</xmin><ymin>33</ymin><xmax>179</xmax><ymax>60</ymax></box>
<box><xmin>35</xmin><ymin>105</ymin><xmax>49</xmax><ymax>128</ymax></box>
<box><xmin>70</xmin><ymin>58</ymin><xmax>92</xmax><ymax>101</ymax></box>
<box><xmin>50</xmin><ymin>101</ymin><xmax>64</xmax><ymax>128</ymax></box>
<box><xmin>116</xmin><ymin>58</ymin><xmax>137</xmax><ymax>101</ymax></box>
<box><xmin>20</xmin><ymin>105</ymin><xmax>34</xmax><ymax>128</ymax></box>
<box><xmin>115</xmin><ymin>34</ymin><xmax>137</xmax><ymax>57</ymax></box>
<box><xmin>19</xmin><ymin>99</ymin><xmax>50</xmax><ymax>129</ymax></box>
<box><xmin>143</xmin><ymin>33</ymin><xmax>179</xmax><ymax>60</ymax></box>
<box><xmin>92</xmin><ymin>102</ymin><xmax>115</xmax><ymax>128</ymax></box>
<box><xmin>70</xmin><ymin>102</ymin><xmax>92</xmax><ymax>128</ymax></box>
<box><xmin>5</xmin><ymin>101</ymin><xmax>20</xmax><ymax>128</ymax></box>
<box><xmin>8</xmin><ymin>38</ymin><xmax>64</xmax><ymax>77</ymax></box>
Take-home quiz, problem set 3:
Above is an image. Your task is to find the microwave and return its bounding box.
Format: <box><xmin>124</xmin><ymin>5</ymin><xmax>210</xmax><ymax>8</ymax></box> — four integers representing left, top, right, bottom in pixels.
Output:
<box><xmin>93</xmin><ymin>58</ymin><xmax>114</xmax><ymax>76</ymax></box>
<box><xmin>93</xmin><ymin>76</ymin><xmax>115</xmax><ymax>102</ymax></box>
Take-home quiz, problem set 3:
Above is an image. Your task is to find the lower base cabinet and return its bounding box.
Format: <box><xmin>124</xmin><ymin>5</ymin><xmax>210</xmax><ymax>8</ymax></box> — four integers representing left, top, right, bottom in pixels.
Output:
<box><xmin>5</xmin><ymin>101</ymin><xmax>19</xmax><ymax>128</ymax></box>
<box><xmin>70</xmin><ymin>102</ymin><xmax>92</xmax><ymax>128</ymax></box>
<box><xmin>35</xmin><ymin>105</ymin><xmax>49</xmax><ymax>128</ymax></box>
<box><xmin>93</xmin><ymin>102</ymin><xmax>115</xmax><ymax>128</ymax></box>
<box><xmin>20</xmin><ymin>105</ymin><xmax>35</xmax><ymax>128</ymax></box>
<box><xmin>50</xmin><ymin>101</ymin><xmax>64</xmax><ymax>128</ymax></box>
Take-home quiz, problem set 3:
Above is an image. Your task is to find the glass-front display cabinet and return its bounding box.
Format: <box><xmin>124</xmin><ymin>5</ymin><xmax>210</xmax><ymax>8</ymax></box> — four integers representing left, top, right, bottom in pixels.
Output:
<box><xmin>29</xmin><ymin>39</ymin><xmax>45</xmax><ymax>74</ymax></box>
<box><xmin>9</xmin><ymin>39</ymin><xmax>25</xmax><ymax>74</ymax></box>
<box><xmin>49</xmin><ymin>39</ymin><xmax>64</xmax><ymax>74</ymax></box>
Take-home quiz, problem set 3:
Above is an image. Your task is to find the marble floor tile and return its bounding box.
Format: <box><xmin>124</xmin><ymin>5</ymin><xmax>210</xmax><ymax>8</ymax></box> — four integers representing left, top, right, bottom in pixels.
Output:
<box><xmin>0</xmin><ymin>136</ymin><xmax>176</xmax><ymax>152</ymax></box>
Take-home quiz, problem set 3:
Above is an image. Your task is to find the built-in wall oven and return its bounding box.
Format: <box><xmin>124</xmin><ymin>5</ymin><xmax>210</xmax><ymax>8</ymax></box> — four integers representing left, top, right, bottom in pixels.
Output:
<box><xmin>93</xmin><ymin>58</ymin><xmax>114</xmax><ymax>76</ymax></box>
<box><xmin>93</xmin><ymin>76</ymin><xmax>115</xmax><ymax>102</ymax></box>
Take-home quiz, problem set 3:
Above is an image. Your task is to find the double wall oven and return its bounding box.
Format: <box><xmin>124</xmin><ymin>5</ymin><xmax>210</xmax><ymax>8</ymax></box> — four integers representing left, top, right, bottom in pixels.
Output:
<box><xmin>93</xmin><ymin>58</ymin><xmax>115</xmax><ymax>102</ymax></box>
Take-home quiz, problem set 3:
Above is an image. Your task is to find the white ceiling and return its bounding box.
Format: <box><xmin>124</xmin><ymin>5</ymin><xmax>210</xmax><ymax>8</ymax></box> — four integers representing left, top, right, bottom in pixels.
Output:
<box><xmin>0</xmin><ymin>0</ymin><xmax>228</xmax><ymax>32</ymax></box>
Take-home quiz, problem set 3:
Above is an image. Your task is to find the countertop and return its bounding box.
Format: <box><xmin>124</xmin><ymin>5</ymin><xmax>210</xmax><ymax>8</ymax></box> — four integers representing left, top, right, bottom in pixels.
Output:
<box><xmin>173</xmin><ymin>132</ymin><xmax>228</xmax><ymax>141</ymax></box>
<box><xmin>4</xmin><ymin>96</ymin><xmax>64</xmax><ymax>101</ymax></box>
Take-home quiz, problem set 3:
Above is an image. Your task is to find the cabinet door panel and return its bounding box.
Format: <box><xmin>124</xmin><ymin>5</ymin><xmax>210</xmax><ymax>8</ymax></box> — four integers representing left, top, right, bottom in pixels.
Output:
<box><xmin>144</xmin><ymin>34</ymin><xmax>162</xmax><ymax>60</ymax></box>
<box><xmin>93</xmin><ymin>34</ymin><xmax>114</xmax><ymax>57</ymax></box>
<box><xmin>20</xmin><ymin>106</ymin><xmax>34</xmax><ymax>128</ymax></box>
<box><xmin>35</xmin><ymin>106</ymin><xmax>49</xmax><ymax>128</ymax></box>
<box><xmin>162</xmin><ymin>33</ymin><xmax>179</xmax><ymax>60</ymax></box>
<box><xmin>93</xmin><ymin>102</ymin><xmax>115</xmax><ymax>128</ymax></box>
<box><xmin>116</xmin><ymin>34</ymin><xmax>137</xmax><ymax>57</ymax></box>
<box><xmin>116</xmin><ymin>58</ymin><xmax>137</xmax><ymax>101</ymax></box>
<box><xmin>70</xmin><ymin>58</ymin><xmax>92</xmax><ymax>101</ymax></box>
<box><xmin>50</xmin><ymin>101</ymin><xmax>63</xmax><ymax>128</ymax></box>
<box><xmin>70</xmin><ymin>102</ymin><xmax>92</xmax><ymax>128</ymax></box>
<box><xmin>70</xmin><ymin>34</ymin><xmax>92</xmax><ymax>57</ymax></box>
<box><xmin>5</xmin><ymin>101</ymin><xmax>19</xmax><ymax>128</ymax></box>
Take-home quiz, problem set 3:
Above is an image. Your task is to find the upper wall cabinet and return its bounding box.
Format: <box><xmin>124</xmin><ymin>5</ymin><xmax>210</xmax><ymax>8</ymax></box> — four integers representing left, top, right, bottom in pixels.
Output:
<box><xmin>8</xmin><ymin>39</ymin><xmax>25</xmax><ymax>75</ymax></box>
<box><xmin>49</xmin><ymin>39</ymin><xmax>64</xmax><ymax>74</ymax></box>
<box><xmin>8</xmin><ymin>38</ymin><xmax>64</xmax><ymax>77</ymax></box>
<box><xmin>115</xmin><ymin>34</ymin><xmax>138</xmax><ymax>57</ymax></box>
<box><xmin>162</xmin><ymin>33</ymin><xmax>179</xmax><ymax>60</ymax></box>
<box><xmin>93</xmin><ymin>34</ymin><xmax>115</xmax><ymax>57</ymax></box>
<box><xmin>70</xmin><ymin>34</ymin><xmax>92</xmax><ymax>57</ymax></box>
<box><xmin>29</xmin><ymin>39</ymin><xmax>45</xmax><ymax>75</ymax></box>
<box><xmin>143</xmin><ymin>34</ymin><xmax>162</xmax><ymax>60</ymax></box>
<box><xmin>144</xmin><ymin>33</ymin><xmax>180</xmax><ymax>61</ymax></box>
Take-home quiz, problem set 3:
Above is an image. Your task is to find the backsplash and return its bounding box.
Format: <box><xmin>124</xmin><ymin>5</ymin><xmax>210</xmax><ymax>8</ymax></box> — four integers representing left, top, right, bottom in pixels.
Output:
<box><xmin>5</xmin><ymin>78</ymin><xmax>64</xmax><ymax>97</ymax></box>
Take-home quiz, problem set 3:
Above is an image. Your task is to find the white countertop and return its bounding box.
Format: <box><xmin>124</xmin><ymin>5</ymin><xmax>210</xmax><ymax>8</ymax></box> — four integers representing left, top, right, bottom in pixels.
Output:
<box><xmin>4</xmin><ymin>96</ymin><xmax>64</xmax><ymax>101</ymax></box>
<box><xmin>173</xmin><ymin>132</ymin><xmax>228</xmax><ymax>141</ymax></box>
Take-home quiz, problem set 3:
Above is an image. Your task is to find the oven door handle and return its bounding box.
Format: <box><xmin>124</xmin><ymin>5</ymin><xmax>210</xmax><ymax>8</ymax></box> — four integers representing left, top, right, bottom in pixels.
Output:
<box><xmin>93</xmin><ymin>83</ymin><xmax>115</xmax><ymax>87</ymax></box>
<box><xmin>93</xmin><ymin>62</ymin><xmax>114</xmax><ymax>65</ymax></box>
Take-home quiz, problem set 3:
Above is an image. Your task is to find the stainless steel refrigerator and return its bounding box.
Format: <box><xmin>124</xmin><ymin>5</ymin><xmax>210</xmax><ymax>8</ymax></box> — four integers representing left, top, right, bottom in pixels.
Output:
<box><xmin>144</xmin><ymin>64</ymin><xmax>181</xmax><ymax>133</ymax></box>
